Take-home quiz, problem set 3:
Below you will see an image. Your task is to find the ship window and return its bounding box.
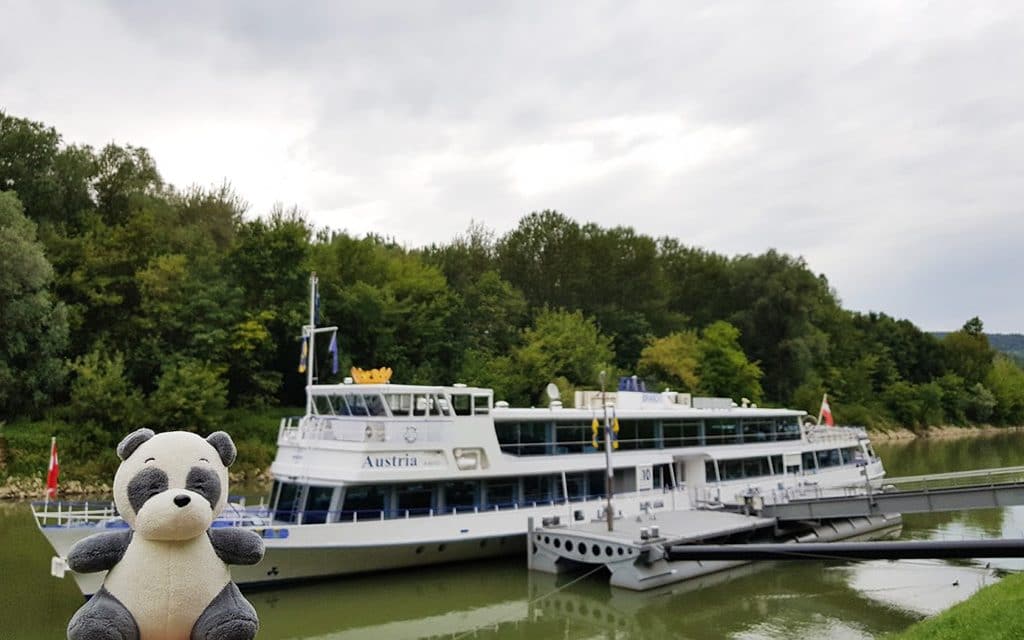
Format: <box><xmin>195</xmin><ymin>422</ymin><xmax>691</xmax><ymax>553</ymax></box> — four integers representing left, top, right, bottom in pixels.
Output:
<box><xmin>586</xmin><ymin>470</ymin><xmax>607</xmax><ymax>499</ymax></box>
<box><xmin>816</xmin><ymin>449</ymin><xmax>842</xmax><ymax>469</ymax></box>
<box><xmin>776</xmin><ymin>417</ymin><xmax>802</xmax><ymax>441</ymax></box>
<box><xmin>340</xmin><ymin>485</ymin><xmax>386</xmax><ymax>520</ymax></box>
<box><xmin>274</xmin><ymin>482</ymin><xmax>302</xmax><ymax>523</ymax></box>
<box><xmin>565</xmin><ymin>473</ymin><xmax>586</xmax><ymax>501</ymax></box>
<box><xmin>485</xmin><ymin>478</ymin><xmax>517</xmax><ymax>509</ymax></box>
<box><xmin>333</xmin><ymin>394</ymin><xmax>353</xmax><ymax>415</ymax></box>
<box><xmin>451</xmin><ymin>394</ymin><xmax>473</xmax><ymax>416</ymax></box>
<box><xmin>364</xmin><ymin>394</ymin><xmax>388</xmax><ymax>417</ymax></box>
<box><xmin>556</xmin><ymin>423</ymin><xmax>590</xmax><ymax>454</ymax></box>
<box><xmin>770</xmin><ymin>455</ymin><xmax>783</xmax><ymax>475</ymax></box>
<box><xmin>705</xmin><ymin>460</ymin><xmax>720</xmax><ymax>482</ymax></box>
<box><xmin>706</xmin><ymin>420</ymin><xmax>739</xmax><ymax>445</ymax></box>
<box><xmin>384</xmin><ymin>393</ymin><xmax>412</xmax><ymax>416</ymax></box>
<box><xmin>742</xmin><ymin>420</ymin><xmax>773</xmax><ymax>442</ymax></box>
<box><xmin>413</xmin><ymin>394</ymin><xmax>429</xmax><ymax>416</ymax></box>
<box><xmin>347</xmin><ymin>394</ymin><xmax>370</xmax><ymax>416</ymax></box>
<box><xmin>802</xmin><ymin>451</ymin><xmax>817</xmax><ymax>473</ymax></box>
<box><xmin>313</xmin><ymin>395</ymin><xmax>333</xmax><ymax>415</ymax></box>
<box><xmin>303</xmin><ymin>486</ymin><xmax>334</xmax><ymax>524</ymax></box>
<box><xmin>523</xmin><ymin>475</ymin><xmax>552</xmax><ymax>504</ymax></box>
<box><xmin>442</xmin><ymin>480</ymin><xmax>478</xmax><ymax>513</ymax></box>
<box><xmin>395</xmin><ymin>483</ymin><xmax>434</xmax><ymax>516</ymax></box>
<box><xmin>474</xmin><ymin>395</ymin><xmax>490</xmax><ymax>414</ymax></box>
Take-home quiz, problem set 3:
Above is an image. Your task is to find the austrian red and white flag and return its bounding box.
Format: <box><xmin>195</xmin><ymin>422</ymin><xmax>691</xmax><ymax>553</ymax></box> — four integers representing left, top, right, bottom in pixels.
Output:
<box><xmin>45</xmin><ymin>437</ymin><xmax>59</xmax><ymax>500</ymax></box>
<box><xmin>819</xmin><ymin>394</ymin><xmax>835</xmax><ymax>427</ymax></box>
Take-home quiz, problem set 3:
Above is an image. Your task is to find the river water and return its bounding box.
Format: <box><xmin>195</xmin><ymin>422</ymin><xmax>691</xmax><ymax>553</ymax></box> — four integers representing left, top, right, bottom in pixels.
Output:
<box><xmin>4</xmin><ymin>433</ymin><xmax>1024</xmax><ymax>639</ymax></box>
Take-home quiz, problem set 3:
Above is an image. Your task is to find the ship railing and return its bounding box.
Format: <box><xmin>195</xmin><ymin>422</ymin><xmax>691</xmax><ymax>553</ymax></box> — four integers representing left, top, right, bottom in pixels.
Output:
<box><xmin>31</xmin><ymin>500</ymin><xmax>120</xmax><ymax>528</ymax></box>
<box><xmin>268</xmin><ymin>490</ymin><xmax>682</xmax><ymax>525</ymax></box>
<box><xmin>31</xmin><ymin>499</ymin><xmax>272</xmax><ymax>529</ymax></box>
<box><xmin>802</xmin><ymin>425</ymin><xmax>869</xmax><ymax>443</ymax></box>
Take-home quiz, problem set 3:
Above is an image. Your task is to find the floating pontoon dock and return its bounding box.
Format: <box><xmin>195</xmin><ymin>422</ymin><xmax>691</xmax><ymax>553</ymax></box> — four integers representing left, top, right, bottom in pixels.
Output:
<box><xmin>529</xmin><ymin>465</ymin><xmax>1024</xmax><ymax>591</ymax></box>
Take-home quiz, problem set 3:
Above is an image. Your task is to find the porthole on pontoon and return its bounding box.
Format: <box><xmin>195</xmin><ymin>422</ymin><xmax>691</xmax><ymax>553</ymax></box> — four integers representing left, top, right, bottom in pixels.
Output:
<box><xmin>553</xmin><ymin>538</ymin><xmax>561</xmax><ymax>548</ymax></box>
<box><xmin>617</xmin><ymin>547</ymin><xmax>624</xmax><ymax>555</ymax></box>
<box><xmin>565</xmin><ymin>541</ymin><xmax>574</xmax><ymax>552</ymax></box>
<box><xmin>605</xmin><ymin>546</ymin><xmax>613</xmax><ymax>556</ymax></box>
<box><xmin>544</xmin><ymin>536</ymin><xmax>550</xmax><ymax>544</ymax></box>
<box><xmin>592</xmin><ymin>544</ymin><xmax>600</xmax><ymax>556</ymax></box>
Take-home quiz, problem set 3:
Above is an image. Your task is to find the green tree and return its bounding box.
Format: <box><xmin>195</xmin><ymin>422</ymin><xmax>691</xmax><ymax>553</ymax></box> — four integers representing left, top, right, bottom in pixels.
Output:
<box><xmin>149</xmin><ymin>359</ymin><xmax>228</xmax><ymax>434</ymax></box>
<box><xmin>637</xmin><ymin>331</ymin><xmax>701</xmax><ymax>392</ymax></box>
<box><xmin>943</xmin><ymin>318</ymin><xmax>995</xmax><ymax>386</ymax></box>
<box><xmin>696</xmin><ymin>321</ymin><xmax>763</xmax><ymax>402</ymax></box>
<box><xmin>0</xmin><ymin>191</ymin><xmax>68</xmax><ymax>415</ymax></box>
<box><xmin>986</xmin><ymin>355</ymin><xmax>1024</xmax><ymax>424</ymax></box>
<box><xmin>66</xmin><ymin>348</ymin><xmax>143</xmax><ymax>429</ymax></box>
<box><xmin>513</xmin><ymin>309</ymin><xmax>614</xmax><ymax>404</ymax></box>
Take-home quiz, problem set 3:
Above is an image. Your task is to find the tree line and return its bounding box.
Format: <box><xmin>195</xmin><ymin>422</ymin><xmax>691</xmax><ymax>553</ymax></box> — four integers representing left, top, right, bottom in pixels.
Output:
<box><xmin>3</xmin><ymin>109</ymin><xmax>1024</xmax><ymax>465</ymax></box>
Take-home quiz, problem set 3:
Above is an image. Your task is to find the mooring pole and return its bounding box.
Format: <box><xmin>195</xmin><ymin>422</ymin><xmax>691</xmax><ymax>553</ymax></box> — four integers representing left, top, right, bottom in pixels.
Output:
<box><xmin>601</xmin><ymin>371</ymin><xmax>614</xmax><ymax>532</ymax></box>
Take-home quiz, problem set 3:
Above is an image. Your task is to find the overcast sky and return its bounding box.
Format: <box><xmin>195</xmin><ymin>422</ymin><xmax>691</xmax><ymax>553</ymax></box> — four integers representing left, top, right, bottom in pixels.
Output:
<box><xmin>3</xmin><ymin>1</ymin><xmax>1023</xmax><ymax>332</ymax></box>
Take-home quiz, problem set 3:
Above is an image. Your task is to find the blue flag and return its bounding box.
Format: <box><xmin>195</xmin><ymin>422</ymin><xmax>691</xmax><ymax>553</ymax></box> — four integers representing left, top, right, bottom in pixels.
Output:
<box><xmin>328</xmin><ymin>333</ymin><xmax>339</xmax><ymax>375</ymax></box>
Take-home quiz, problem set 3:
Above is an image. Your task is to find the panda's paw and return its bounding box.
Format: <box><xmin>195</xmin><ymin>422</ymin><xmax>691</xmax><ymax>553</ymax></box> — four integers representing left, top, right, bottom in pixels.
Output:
<box><xmin>191</xmin><ymin>582</ymin><xmax>259</xmax><ymax>640</ymax></box>
<box><xmin>67</xmin><ymin>587</ymin><xmax>139</xmax><ymax>640</ymax></box>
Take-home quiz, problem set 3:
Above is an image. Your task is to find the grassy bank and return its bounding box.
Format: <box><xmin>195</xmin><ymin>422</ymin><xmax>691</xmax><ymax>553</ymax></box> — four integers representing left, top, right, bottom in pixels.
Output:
<box><xmin>886</xmin><ymin>572</ymin><xmax>1024</xmax><ymax>639</ymax></box>
<box><xmin>0</xmin><ymin>406</ymin><xmax>301</xmax><ymax>494</ymax></box>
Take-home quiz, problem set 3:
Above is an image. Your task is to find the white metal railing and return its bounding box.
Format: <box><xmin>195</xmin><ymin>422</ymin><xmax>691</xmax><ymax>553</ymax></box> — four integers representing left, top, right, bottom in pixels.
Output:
<box><xmin>32</xmin><ymin>500</ymin><xmax>272</xmax><ymax>529</ymax></box>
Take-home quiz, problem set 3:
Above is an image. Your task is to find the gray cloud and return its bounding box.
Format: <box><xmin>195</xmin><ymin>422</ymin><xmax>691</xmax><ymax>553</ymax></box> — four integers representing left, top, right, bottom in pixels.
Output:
<box><xmin>2</xmin><ymin>0</ymin><xmax>1023</xmax><ymax>331</ymax></box>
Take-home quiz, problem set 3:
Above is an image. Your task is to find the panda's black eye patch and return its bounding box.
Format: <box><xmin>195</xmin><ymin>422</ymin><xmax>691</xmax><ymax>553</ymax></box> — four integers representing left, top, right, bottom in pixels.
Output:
<box><xmin>186</xmin><ymin>467</ymin><xmax>221</xmax><ymax>509</ymax></box>
<box><xmin>127</xmin><ymin>467</ymin><xmax>169</xmax><ymax>514</ymax></box>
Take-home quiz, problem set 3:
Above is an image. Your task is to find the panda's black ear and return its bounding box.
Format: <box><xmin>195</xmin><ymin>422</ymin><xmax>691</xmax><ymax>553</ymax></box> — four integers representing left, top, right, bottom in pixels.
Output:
<box><xmin>117</xmin><ymin>428</ymin><xmax>156</xmax><ymax>461</ymax></box>
<box><xmin>206</xmin><ymin>431</ymin><xmax>237</xmax><ymax>467</ymax></box>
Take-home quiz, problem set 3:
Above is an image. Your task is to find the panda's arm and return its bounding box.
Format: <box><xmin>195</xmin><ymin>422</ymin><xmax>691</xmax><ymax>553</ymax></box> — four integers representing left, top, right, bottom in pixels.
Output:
<box><xmin>67</xmin><ymin>530</ymin><xmax>133</xmax><ymax>573</ymax></box>
<box><xmin>208</xmin><ymin>528</ymin><xmax>265</xmax><ymax>566</ymax></box>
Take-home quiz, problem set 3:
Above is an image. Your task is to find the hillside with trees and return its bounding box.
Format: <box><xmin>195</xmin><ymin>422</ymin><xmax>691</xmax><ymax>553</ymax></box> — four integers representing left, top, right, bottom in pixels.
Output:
<box><xmin>3</xmin><ymin>110</ymin><xmax>1024</xmax><ymax>480</ymax></box>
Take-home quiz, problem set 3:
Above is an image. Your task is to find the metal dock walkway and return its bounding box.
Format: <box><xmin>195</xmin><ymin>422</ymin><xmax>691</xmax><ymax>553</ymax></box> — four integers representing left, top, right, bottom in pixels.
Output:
<box><xmin>759</xmin><ymin>466</ymin><xmax>1024</xmax><ymax>520</ymax></box>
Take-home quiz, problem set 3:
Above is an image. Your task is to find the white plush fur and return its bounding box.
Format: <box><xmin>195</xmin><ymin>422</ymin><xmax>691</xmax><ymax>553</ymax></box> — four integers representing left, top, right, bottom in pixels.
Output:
<box><xmin>107</xmin><ymin>432</ymin><xmax>232</xmax><ymax>639</ymax></box>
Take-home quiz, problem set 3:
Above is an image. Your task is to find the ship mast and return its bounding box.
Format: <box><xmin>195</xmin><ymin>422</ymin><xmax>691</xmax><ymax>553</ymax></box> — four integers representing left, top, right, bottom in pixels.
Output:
<box><xmin>304</xmin><ymin>272</ymin><xmax>338</xmax><ymax>415</ymax></box>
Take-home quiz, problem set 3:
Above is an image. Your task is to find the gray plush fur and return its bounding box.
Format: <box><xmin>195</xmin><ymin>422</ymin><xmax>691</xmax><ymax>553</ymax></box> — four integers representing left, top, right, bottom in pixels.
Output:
<box><xmin>205</xmin><ymin>431</ymin><xmax>236</xmax><ymax>467</ymax></box>
<box><xmin>208</xmin><ymin>528</ymin><xmax>264</xmax><ymax>566</ymax></box>
<box><xmin>126</xmin><ymin>467</ymin><xmax>169</xmax><ymax>515</ymax></box>
<box><xmin>117</xmin><ymin>428</ymin><xmax>155</xmax><ymax>461</ymax></box>
<box><xmin>66</xmin><ymin>530</ymin><xmax>133</xmax><ymax>573</ymax></box>
<box><xmin>190</xmin><ymin>582</ymin><xmax>259</xmax><ymax>640</ymax></box>
<box><xmin>186</xmin><ymin>466</ymin><xmax>222</xmax><ymax>509</ymax></box>
<box><xmin>67</xmin><ymin>587</ymin><xmax>139</xmax><ymax>640</ymax></box>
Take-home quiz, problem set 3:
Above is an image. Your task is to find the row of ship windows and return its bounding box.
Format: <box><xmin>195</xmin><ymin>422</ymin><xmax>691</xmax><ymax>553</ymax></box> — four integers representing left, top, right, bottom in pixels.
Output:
<box><xmin>268</xmin><ymin>446</ymin><xmax>864</xmax><ymax>524</ymax></box>
<box><xmin>270</xmin><ymin>469</ymin><xmax>670</xmax><ymax>524</ymax></box>
<box><xmin>312</xmin><ymin>393</ymin><xmax>491</xmax><ymax>418</ymax></box>
<box><xmin>495</xmin><ymin>417</ymin><xmax>803</xmax><ymax>455</ymax></box>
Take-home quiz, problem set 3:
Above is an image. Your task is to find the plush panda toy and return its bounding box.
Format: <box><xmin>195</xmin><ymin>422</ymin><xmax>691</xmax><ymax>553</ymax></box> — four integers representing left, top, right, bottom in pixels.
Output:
<box><xmin>66</xmin><ymin>429</ymin><xmax>265</xmax><ymax>640</ymax></box>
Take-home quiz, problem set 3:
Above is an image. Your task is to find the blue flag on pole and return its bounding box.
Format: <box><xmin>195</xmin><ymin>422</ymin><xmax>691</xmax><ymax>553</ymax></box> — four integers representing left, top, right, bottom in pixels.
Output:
<box><xmin>328</xmin><ymin>333</ymin><xmax>339</xmax><ymax>375</ymax></box>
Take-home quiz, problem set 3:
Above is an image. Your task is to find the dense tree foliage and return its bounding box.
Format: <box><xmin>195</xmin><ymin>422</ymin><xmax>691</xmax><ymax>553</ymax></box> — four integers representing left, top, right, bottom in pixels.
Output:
<box><xmin>3</xmin><ymin>109</ymin><xmax>1024</xmax><ymax>451</ymax></box>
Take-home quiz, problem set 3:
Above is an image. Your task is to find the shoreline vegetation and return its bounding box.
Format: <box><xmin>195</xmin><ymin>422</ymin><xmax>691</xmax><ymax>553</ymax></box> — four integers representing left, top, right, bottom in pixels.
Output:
<box><xmin>885</xmin><ymin>573</ymin><xmax>1024</xmax><ymax>640</ymax></box>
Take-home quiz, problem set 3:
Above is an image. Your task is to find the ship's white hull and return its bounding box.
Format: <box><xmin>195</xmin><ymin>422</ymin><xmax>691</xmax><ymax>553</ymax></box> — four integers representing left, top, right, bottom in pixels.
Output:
<box><xmin>42</xmin><ymin>462</ymin><xmax>884</xmax><ymax>597</ymax></box>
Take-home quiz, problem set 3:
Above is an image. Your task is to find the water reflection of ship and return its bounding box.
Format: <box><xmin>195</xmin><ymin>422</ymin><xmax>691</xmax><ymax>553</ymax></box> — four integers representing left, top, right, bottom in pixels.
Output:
<box><xmin>242</xmin><ymin>546</ymin><xmax>994</xmax><ymax>640</ymax></box>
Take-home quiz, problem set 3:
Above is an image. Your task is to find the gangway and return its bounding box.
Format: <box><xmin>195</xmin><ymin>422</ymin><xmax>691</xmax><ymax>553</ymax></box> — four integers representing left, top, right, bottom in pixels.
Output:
<box><xmin>759</xmin><ymin>466</ymin><xmax>1024</xmax><ymax>521</ymax></box>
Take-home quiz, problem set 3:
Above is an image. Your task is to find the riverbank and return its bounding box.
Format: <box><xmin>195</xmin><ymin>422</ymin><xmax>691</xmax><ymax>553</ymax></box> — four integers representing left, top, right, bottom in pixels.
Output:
<box><xmin>886</xmin><ymin>572</ymin><xmax>1024</xmax><ymax>639</ymax></box>
<box><xmin>868</xmin><ymin>424</ymin><xmax>1024</xmax><ymax>441</ymax></box>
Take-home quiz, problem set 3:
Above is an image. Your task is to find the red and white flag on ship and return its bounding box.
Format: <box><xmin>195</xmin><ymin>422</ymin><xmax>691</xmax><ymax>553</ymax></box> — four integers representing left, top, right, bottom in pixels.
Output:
<box><xmin>818</xmin><ymin>394</ymin><xmax>835</xmax><ymax>427</ymax></box>
<box><xmin>45</xmin><ymin>437</ymin><xmax>59</xmax><ymax>500</ymax></box>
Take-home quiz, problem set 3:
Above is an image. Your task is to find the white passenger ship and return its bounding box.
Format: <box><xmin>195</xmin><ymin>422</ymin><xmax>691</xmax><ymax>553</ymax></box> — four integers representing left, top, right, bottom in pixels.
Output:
<box><xmin>35</xmin><ymin>276</ymin><xmax>888</xmax><ymax>596</ymax></box>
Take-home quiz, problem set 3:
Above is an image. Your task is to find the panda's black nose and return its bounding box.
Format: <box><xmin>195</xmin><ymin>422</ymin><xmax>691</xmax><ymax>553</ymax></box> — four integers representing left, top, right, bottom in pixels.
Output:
<box><xmin>173</xmin><ymin>495</ymin><xmax>191</xmax><ymax>508</ymax></box>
